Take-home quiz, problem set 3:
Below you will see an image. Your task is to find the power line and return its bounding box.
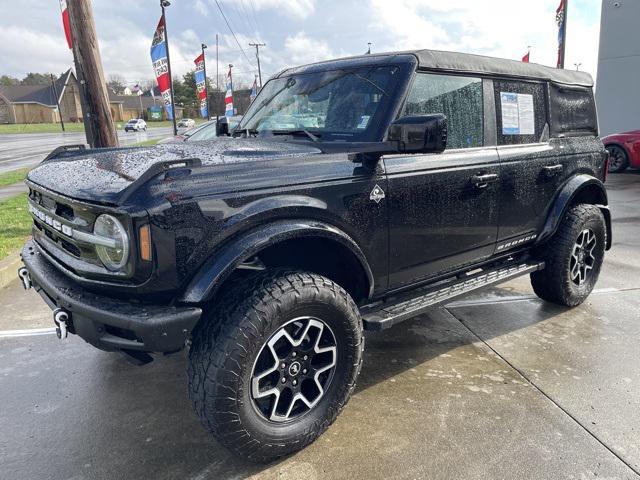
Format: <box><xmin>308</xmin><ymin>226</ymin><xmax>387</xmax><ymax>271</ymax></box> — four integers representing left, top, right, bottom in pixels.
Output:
<box><xmin>213</xmin><ymin>0</ymin><xmax>256</xmax><ymax>69</ymax></box>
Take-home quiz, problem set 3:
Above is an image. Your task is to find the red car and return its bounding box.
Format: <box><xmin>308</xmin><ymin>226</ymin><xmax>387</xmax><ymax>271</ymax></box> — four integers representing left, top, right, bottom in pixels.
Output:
<box><xmin>602</xmin><ymin>130</ymin><xmax>640</xmax><ymax>173</ymax></box>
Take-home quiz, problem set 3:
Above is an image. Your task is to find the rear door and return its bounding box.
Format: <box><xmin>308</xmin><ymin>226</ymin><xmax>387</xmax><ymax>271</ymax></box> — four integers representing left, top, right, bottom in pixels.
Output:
<box><xmin>385</xmin><ymin>73</ymin><xmax>500</xmax><ymax>290</ymax></box>
<box><xmin>493</xmin><ymin>79</ymin><xmax>566</xmax><ymax>251</ymax></box>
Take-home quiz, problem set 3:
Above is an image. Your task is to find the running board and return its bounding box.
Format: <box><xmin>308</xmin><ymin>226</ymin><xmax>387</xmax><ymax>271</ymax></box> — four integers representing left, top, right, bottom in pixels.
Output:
<box><xmin>361</xmin><ymin>260</ymin><xmax>545</xmax><ymax>331</ymax></box>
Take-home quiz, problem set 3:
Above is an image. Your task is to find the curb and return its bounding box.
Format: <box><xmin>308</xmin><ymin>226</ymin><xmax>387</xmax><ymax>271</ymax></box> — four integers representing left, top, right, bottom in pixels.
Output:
<box><xmin>0</xmin><ymin>249</ymin><xmax>22</xmax><ymax>290</ymax></box>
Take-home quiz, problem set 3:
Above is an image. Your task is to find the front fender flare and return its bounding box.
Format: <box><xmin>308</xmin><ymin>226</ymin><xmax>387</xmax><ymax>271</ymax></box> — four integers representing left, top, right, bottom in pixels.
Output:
<box><xmin>536</xmin><ymin>174</ymin><xmax>612</xmax><ymax>250</ymax></box>
<box><xmin>179</xmin><ymin>220</ymin><xmax>375</xmax><ymax>304</ymax></box>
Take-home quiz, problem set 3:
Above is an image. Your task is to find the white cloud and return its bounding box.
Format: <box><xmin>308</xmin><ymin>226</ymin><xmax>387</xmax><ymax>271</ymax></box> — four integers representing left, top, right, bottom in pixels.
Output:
<box><xmin>369</xmin><ymin>0</ymin><xmax>601</xmax><ymax>77</ymax></box>
<box><xmin>250</xmin><ymin>0</ymin><xmax>316</xmax><ymax>19</ymax></box>
<box><xmin>0</xmin><ymin>26</ymin><xmax>73</xmax><ymax>76</ymax></box>
<box><xmin>283</xmin><ymin>32</ymin><xmax>335</xmax><ymax>64</ymax></box>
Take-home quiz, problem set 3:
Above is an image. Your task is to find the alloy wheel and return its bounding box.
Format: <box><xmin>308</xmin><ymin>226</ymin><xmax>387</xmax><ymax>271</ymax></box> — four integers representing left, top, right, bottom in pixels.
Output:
<box><xmin>570</xmin><ymin>228</ymin><xmax>597</xmax><ymax>286</ymax></box>
<box><xmin>251</xmin><ymin>316</ymin><xmax>337</xmax><ymax>423</ymax></box>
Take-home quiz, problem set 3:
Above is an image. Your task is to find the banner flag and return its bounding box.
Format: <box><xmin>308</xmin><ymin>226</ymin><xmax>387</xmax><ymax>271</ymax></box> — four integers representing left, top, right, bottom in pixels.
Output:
<box><xmin>556</xmin><ymin>0</ymin><xmax>566</xmax><ymax>68</ymax></box>
<box><xmin>250</xmin><ymin>77</ymin><xmax>258</xmax><ymax>103</ymax></box>
<box><xmin>522</xmin><ymin>50</ymin><xmax>530</xmax><ymax>63</ymax></box>
<box><xmin>59</xmin><ymin>0</ymin><xmax>72</xmax><ymax>49</ymax></box>
<box><xmin>225</xmin><ymin>66</ymin><xmax>234</xmax><ymax>118</ymax></box>
<box><xmin>194</xmin><ymin>53</ymin><xmax>209</xmax><ymax>119</ymax></box>
<box><xmin>150</xmin><ymin>17</ymin><xmax>174</xmax><ymax>120</ymax></box>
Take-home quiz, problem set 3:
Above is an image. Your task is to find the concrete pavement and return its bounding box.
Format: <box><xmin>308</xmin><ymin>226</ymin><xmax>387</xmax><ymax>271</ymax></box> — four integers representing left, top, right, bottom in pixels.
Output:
<box><xmin>0</xmin><ymin>128</ymin><xmax>174</xmax><ymax>173</ymax></box>
<box><xmin>1</xmin><ymin>173</ymin><xmax>639</xmax><ymax>480</ymax></box>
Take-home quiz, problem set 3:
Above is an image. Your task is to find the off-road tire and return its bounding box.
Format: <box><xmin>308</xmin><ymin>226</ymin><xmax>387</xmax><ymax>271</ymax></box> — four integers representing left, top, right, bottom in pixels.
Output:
<box><xmin>188</xmin><ymin>270</ymin><xmax>363</xmax><ymax>462</ymax></box>
<box><xmin>606</xmin><ymin>145</ymin><xmax>629</xmax><ymax>173</ymax></box>
<box><xmin>531</xmin><ymin>204</ymin><xmax>606</xmax><ymax>306</ymax></box>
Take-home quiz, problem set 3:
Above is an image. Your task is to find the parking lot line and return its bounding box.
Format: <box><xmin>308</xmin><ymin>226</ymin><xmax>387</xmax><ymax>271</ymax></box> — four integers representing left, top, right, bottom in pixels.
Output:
<box><xmin>0</xmin><ymin>327</ymin><xmax>56</xmax><ymax>338</ymax></box>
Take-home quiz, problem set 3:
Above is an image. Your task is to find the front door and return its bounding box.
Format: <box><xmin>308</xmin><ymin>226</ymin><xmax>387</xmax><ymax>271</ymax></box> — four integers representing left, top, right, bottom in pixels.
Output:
<box><xmin>385</xmin><ymin>73</ymin><xmax>500</xmax><ymax>290</ymax></box>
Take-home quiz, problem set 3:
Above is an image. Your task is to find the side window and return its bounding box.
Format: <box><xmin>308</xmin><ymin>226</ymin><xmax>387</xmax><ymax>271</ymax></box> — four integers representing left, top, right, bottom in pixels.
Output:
<box><xmin>494</xmin><ymin>80</ymin><xmax>547</xmax><ymax>145</ymax></box>
<box><xmin>403</xmin><ymin>73</ymin><xmax>483</xmax><ymax>149</ymax></box>
<box><xmin>548</xmin><ymin>83</ymin><xmax>597</xmax><ymax>136</ymax></box>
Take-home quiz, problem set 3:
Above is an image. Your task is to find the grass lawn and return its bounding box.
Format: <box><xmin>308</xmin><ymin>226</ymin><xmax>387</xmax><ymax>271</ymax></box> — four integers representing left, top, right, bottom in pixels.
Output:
<box><xmin>0</xmin><ymin>193</ymin><xmax>31</xmax><ymax>260</ymax></box>
<box><xmin>0</xmin><ymin>120</ymin><xmax>187</xmax><ymax>135</ymax></box>
<box><xmin>0</xmin><ymin>168</ymin><xmax>30</xmax><ymax>188</ymax></box>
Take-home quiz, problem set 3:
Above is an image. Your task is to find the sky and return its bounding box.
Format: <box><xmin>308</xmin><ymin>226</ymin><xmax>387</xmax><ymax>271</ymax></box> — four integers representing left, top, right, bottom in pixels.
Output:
<box><xmin>0</xmin><ymin>0</ymin><xmax>602</xmax><ymax>89</ymax></box>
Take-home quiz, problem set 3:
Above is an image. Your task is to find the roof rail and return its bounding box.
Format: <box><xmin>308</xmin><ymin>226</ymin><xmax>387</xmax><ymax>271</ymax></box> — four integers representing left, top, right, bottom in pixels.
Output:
<box><xmin>43</xmin><ymin>144</ymin><xmax>87</xmax><ymax>162</ymax></box>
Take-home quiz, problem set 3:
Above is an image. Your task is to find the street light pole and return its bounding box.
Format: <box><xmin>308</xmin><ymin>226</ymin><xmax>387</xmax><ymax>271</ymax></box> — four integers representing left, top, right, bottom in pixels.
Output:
<box><xmin>160</xmin><ymin>0</ymin><xmax>178</xmax><ymax>136</ymax></box>
<box><xmin>201</xmin><ymin>43</ymin><xmax>210</xmax><ymax>118</ymax></box>
<box><xmin>249</xmin><ymin>42</ymin><xmax>265</xmax><ymax>87</ymax></box>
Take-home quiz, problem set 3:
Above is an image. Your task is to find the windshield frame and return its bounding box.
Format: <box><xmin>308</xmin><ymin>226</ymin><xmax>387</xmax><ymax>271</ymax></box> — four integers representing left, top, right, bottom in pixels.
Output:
<box><xmin>237</xmin><ymin>57</ymin><xmax>417</xmax><ymax>143</ymax></box>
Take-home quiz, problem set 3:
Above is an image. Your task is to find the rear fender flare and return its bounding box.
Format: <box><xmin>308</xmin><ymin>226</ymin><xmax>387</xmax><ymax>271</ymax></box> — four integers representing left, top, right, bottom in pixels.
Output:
<box><xmin>179</xmin><ymin>220</ymin><xmax>374</xmax><ymax>303</ymax></box>
<box><xmin>536</xmin><ymin>174</ymin><xmax>612</xmax><ymax>250</ymax></box>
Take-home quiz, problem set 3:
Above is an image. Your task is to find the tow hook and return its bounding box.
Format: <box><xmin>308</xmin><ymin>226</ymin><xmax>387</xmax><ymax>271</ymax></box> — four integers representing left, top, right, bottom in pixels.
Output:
<box><xmin>18</xmin><ymin>267</ymin><xmax>31</xmax><ymax>290</ymax></box>
<box><xmin>53</xmin><ymin>309</ymin><xmax>70</xmax><ymax>340</ymax></box>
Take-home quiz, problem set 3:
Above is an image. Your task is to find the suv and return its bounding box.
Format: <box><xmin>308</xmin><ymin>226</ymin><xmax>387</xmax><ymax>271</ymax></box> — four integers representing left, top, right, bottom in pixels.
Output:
<box><xmin>19</xmin><ymin>50</ymin><xmax>610</xmax><ymax>462</ymax></box>
<box><xmin>178</xmin><ymin>118</ymin><xmax>196</xmax><ymax>128</ymax></box>
<box><xmin>124</xmin><ymin>118</ymin><xmax>147</xmax><ymax>132</ymax></box>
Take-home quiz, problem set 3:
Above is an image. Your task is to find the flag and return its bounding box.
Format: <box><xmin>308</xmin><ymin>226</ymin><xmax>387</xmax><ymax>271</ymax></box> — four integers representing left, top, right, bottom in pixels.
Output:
<box><xmin>150</xmin><ymin>17</ymin><xmax>174</xmax><ymax>120</ymax></box>
<box><xmin>556</xmin><ymin>0</ymin><xmax>566</xmax><ymax>68</ymax></box>
<box><xmin>194</xmin><ymin>53</ymin><xmax>209</xmax><ymax>119</ymax></box>
<box><xmin>522</xmin><ymin>50</ymin><xmax>530</xmax><ymax>63</ymax></box>
<box><xmin>250</xmin><ymin>77</ymin><xmax>258</xmax><ymax>103</ymax></box>
<box><xmin>225</xmin><ymin>67</ymin><xmax>234</xmax><ymax>118</ymax></box>
<box><xmin>59</xmin><ymin>0</ymin><xmax>72</xmax><ymax>49</ymax></box>
<box><xmin>133</xmin><ymin>84</ymin><xmax>143</xmax><ymax>96</ymax></box>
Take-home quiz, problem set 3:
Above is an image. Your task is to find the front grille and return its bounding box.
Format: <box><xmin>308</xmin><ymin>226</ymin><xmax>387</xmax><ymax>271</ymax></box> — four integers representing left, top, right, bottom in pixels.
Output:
<box><xmin>28</xmin><ymin>185</ymin><xmax>103</xmax><ymax>268</ymax></box>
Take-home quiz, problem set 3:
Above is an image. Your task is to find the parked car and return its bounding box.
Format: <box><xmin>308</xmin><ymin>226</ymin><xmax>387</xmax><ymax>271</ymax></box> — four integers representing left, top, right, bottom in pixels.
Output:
<box><xmin>178</xmin><ymin>118</ymin><xmax>196</xmax><ymax>128</ymax></box>
<box><xmin>601</xmin><ymin>130</ymin><xmax>640</xmax><ymax>173</ymax></box>
<box><xmin>19</xmin><ymin>49</ymin><xmax>610</xmax><ymax>462</ymax></box>
<box><xmin>124</xmin><ymin>118</ymin><xmax>147</xmax><ymax>132</ymax></box>
<box><xmin>158</xmin><ymin>116</ymin><xmax>242</xmax><ymax>143</ymax></box>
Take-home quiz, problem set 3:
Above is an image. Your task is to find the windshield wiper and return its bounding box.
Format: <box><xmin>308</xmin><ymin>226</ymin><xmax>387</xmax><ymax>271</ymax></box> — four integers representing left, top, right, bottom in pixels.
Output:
<box><xmin>270</xmin><ymin>129</ymin><xmax>321</xmax><ymax>143</ymax></box>
<box><xmin>232</xmin><ymin>128</ymin><xmax>259</xmax><ymax>138</ymax></box>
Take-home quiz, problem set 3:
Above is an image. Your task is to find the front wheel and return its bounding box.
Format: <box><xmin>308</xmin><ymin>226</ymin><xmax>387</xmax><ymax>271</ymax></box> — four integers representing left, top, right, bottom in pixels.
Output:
<box><xmin>531</xmin><ymin>204</ymin><xmax>606</xmax><ymax>307</ymax></box>
<box><xmin>188</xmin><ymin>270</ymin><xmax>363</xmax><ymax>462</ymax></box>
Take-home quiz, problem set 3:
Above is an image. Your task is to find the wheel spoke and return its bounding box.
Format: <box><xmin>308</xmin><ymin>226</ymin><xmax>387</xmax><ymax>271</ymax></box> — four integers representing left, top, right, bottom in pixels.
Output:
<box><xmin>251</xmin><ymin>316</ymin><xmax>338</xmax><ymax>423</ymax></box>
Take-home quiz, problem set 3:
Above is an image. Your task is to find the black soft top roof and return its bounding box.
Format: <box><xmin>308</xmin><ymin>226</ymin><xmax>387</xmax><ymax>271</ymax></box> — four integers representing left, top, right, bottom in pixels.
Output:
<box><xmin>277</xmin><ymin>49</ymin><xmax>593</xmax><ymax>87</ymax></box>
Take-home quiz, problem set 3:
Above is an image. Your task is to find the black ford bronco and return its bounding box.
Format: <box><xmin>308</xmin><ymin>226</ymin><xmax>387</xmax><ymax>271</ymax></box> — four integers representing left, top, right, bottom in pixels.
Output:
<box><xmin>19</xmin><ymin>50</ymin><xmax>611</xmax><ymax>461</ymax></box>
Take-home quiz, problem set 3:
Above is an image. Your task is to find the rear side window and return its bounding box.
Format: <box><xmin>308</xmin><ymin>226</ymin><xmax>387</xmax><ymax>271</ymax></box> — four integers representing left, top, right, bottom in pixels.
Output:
<box><xmin>494</xmin><ymin>80</ymin><xmax>547</xmax><ymax>145</ymax></box>
<box><xmin>549</xmin><ymin>83</ymin><xmax>597</xmax><ymax>136</ymax></box>
<box><xmin>403</xmin><ymin>73</ymin><xmax>483</xmax><ymax>149</ymax></box>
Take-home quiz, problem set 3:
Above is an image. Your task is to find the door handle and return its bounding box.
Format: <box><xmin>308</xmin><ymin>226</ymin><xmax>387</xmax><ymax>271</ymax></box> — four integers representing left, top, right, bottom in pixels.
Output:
<box><xmin>471</xmin><ymin>173</ymin><xmax>499</xmax><ymax>188</ymax></box>
<box><xmin>542</xmin><ymin>164</ymin><xmax>563</xmax><ymax>177</ymax></box>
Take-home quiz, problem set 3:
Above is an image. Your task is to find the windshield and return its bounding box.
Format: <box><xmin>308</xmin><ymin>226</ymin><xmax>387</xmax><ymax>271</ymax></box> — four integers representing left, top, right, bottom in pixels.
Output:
<box><xmin>238</xmin><ymin>65</ymin><xmax>402</xmax><ymax>142</ymax></box>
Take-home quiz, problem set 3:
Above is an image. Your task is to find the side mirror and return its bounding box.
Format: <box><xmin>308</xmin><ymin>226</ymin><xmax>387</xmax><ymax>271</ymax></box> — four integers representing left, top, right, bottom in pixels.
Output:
<box><xmin>387</xmin><ymin>114</ymin><xmax>447</xmax><ymax>154</ymax></box>
<box><xmin>216</xmin><ymin>116</ymin><xmax>230</xmax><ymax>136</ymax></box>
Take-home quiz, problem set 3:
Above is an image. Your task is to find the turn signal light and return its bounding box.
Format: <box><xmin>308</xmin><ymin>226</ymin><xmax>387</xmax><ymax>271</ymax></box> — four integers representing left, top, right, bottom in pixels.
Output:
<box><xmin>139</xmin><ymin>224</ymin><xmax>152</xmax><ymax>261</ymax></box>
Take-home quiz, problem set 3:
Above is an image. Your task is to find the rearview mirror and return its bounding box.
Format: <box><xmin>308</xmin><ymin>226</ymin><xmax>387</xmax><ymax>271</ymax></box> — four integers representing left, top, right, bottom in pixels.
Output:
<box><xmin>387</xmin><ymin>114</ymin><xmax>447</xmax><ymax>154</ymax></box>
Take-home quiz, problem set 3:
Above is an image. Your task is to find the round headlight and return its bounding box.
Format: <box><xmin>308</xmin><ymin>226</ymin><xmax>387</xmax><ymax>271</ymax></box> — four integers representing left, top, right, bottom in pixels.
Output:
<box><xmin>94</xmin><ymin>214</ymin><xmax>129</xmax><ymax>271</ymax></box>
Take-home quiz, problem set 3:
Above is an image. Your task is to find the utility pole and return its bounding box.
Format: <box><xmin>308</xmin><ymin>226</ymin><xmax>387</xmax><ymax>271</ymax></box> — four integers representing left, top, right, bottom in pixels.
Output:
<box><xmin>249</xmin><ymin>42</ymin><xmax>265</xmax><ymax>87</ymax></box>
<box><xmin>66</xmin><ymin>0</ymin><xmax>118</xmax><ymax>147</ymax></box>
<box><xmin>201</xmin><ymin>43</ymin><xmax>210</xmax><ymax>118</ymax></box>
<box><xmin>160</xmin><ymin>0</ymin><xmax>178</xmax><ymax>136</ymax></box>
<box><xmin>50</xmin><ymin>74</ymin><xmax>65</xmax><ymax>132</ymax></box>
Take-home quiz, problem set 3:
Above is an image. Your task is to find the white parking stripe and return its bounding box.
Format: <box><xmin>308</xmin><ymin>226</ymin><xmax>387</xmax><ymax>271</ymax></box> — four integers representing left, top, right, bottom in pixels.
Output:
<box><xmin>0</xmin><ymin>327</ymin><xmax>56</xmax><ymax>338</ymax></box>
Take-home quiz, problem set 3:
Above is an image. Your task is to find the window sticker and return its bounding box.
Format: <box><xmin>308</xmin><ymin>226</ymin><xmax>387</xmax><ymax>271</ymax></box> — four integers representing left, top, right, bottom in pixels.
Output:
<box><xmin>356</xmin><ymin>115</ymin><xmax>370</xmax><ymax>129</ymax></box>
<box><xmin>500</xmin><ymin>92</ymin><xmax>535</xmax><ymax>135</ymax></box>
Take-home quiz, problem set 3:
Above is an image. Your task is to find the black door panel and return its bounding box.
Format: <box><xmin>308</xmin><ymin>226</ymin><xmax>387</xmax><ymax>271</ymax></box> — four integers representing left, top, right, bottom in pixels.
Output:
<box><xmin>384</xmin><ymin>147</ymin><xmax>500</xmax><ymax>289</ymax></box>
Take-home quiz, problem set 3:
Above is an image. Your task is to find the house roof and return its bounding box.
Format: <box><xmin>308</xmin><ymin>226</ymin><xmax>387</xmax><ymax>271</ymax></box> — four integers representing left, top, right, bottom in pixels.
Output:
<box><xmin>0</xmin><ymin>70</ymin><xmax>73</xmax><ymax>106</ymax></box>
<box><xmin>108</xmin><ymin>92</ymin><xmax>164</xmax><ymax>109</ymax></box>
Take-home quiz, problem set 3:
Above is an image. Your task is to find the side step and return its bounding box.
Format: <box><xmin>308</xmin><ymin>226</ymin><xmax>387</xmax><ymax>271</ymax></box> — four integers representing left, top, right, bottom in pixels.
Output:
<box><xmin>360</xmin><ymin>260</ymin><xmax>544</xmax><ymax>331</ymax></box>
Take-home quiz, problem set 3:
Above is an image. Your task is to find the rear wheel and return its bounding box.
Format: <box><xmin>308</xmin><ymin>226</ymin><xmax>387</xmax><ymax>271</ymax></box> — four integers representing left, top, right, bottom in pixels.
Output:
<box><xmin>606</xmin><ymin>145</ymin><xmax>629</xmax><ymax>173</ymax></box>
<box><xmin>188</xmin><ymin>270</ymin><xmax>363</xmax><ymax>462</ymax></box>
<box><xmin>531</xmin><ymin>204</ymin><xmax>606</xmax><ymax>307</ymax></box>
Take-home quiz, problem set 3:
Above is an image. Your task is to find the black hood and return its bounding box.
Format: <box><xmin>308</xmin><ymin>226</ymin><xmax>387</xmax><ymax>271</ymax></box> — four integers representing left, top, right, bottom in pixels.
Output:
<box><xmin>26</xmin><ymin>137</ymin><xmax>322</xmax><ymax>205</ymax></box>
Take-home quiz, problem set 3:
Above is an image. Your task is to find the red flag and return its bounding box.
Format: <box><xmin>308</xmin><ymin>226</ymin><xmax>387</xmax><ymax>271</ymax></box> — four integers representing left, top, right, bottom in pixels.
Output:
<box><xmin>522</xmin><ymin>51</ymin><xmax>530</xmax><ymax>63</ymax></box>
<box><xmin>59</xmin><ymin>0</ymin><xmax>72</xmax><ymax>49</ymax></box>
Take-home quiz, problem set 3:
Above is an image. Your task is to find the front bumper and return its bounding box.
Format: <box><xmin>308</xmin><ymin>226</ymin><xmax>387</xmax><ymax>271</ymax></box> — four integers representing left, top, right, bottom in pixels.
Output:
<box><xmin>20</xmin><ymin>239</ymin><xmax>202</xmax><ymax>353</ymax></box>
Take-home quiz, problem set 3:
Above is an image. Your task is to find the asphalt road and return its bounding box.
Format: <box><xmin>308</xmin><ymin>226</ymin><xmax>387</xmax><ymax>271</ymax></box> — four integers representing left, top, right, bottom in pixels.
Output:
<box><xmin>0</xmin><ymin>173</ymin><xmax>639</xmax><ymax>480</ymax></box>
<box><xmin>0</xmin><ymin>127</ymin><xmax>174</xmax><ymax>174</ymax></box>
